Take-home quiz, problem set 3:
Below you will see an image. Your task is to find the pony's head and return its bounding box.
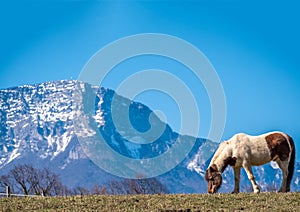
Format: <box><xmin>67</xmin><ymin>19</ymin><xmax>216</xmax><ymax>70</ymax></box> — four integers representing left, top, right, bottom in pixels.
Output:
<box><xmin>205</xmin><ymin>164</ymin><xmax>222</xmax><ymax>193</ymax></box>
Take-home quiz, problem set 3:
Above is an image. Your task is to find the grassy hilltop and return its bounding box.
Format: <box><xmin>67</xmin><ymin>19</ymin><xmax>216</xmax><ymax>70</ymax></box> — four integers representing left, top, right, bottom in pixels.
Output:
<box><xmin>1</xmin><ymin>192</ymin><xmax>300</xmax><ymax>211</ymax></box>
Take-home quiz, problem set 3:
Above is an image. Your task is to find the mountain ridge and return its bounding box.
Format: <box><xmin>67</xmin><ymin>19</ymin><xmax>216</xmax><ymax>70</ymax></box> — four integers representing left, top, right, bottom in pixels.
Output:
<box><xmin>0</xmin><ymin>80</ymin><xmax>299</xmax><ymax>193</ymax></box>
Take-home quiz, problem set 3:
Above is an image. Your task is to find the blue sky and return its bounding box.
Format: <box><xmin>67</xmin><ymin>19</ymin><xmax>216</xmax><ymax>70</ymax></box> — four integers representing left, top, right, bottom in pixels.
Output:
<box><xmin>1</xmin><ymin>1</ymin><xmax>300</xmax><ymax>160</ymax></box>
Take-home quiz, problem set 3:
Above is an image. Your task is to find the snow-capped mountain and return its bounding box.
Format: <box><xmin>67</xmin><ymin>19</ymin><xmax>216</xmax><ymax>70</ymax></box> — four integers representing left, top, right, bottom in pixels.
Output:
<box><xmin>0</xmin><ymin>80</ymin><xmax>210</xmax><ymax>192</ymax></box>
<box><xmin>0</xmin><ymin>80</ymin><xmax>299</xmax><ymax>193</ymax></box>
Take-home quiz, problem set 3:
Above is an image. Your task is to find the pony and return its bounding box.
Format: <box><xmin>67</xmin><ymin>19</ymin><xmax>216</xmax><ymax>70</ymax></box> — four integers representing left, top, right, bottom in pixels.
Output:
<box><xmin>205</xmin><ymin>131</ymin><xmax>295</xmax><ymax>194</ymax></box>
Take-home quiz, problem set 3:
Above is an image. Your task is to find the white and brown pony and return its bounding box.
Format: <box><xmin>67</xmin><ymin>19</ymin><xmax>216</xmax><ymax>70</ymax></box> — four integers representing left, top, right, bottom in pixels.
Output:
<box><xmin>205</xmin><ymin>131</ymin><xmax>295</xmax><ymax>193</ymax></box>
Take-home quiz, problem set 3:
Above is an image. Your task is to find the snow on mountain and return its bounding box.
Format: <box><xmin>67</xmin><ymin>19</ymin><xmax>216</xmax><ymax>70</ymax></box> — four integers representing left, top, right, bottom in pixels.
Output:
<box><xmin>0</xmin><ymin>81</ymin><xmax>75</xmax><ymax>166</ymax></box>
<box><xmin>0</xmin><ymin>80</ymin><xmax>299</xmax><ymax>193</ymax></box>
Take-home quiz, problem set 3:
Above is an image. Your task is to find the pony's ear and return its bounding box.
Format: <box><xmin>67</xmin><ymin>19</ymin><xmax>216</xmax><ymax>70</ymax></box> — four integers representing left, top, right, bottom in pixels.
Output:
<box><xmin>205</xmin><ymin>165</ymin><xmax>217</xmax><ymax>181</ymax></box>
<box><xmin>205</xmin><ymin>169</ymin><xmax>209</xmax><ymax>181</ymax></box>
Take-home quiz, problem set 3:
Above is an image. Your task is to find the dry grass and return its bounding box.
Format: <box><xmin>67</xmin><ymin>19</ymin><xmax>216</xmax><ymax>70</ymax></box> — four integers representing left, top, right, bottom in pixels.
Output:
<box><xmin>1</xmin><ymin>192</ymin><xmax>300</xmax><ymax>211</ymax></box>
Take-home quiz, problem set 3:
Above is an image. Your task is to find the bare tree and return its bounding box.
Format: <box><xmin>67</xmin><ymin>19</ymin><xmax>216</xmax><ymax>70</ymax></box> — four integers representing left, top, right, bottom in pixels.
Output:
<box><xmin>129</xmin><ymin>176</ymin><xmax>169</xmax><ymax>194</ymax></box>
<box><xmin>10</xmin><ymin>164</ymin><xmax>32</xmax><ymax>195</ymax></box>
<box><xmin>35</xmin><ymin>168</ymin><xmax>60</xmax><ymax>196</ymax></box>
<box><xmin>1</xmin><ymin>164</ymin><xmax>67</xmax><ymax>196</ymax></box>
<box><xmin>91</xmin><ymin>184</ymin><xmax>107</xmax><ymax>195</ymax></box>
<box><xmin>26</xmin><ymin>165</ymin><xmax>40</xmax><ymax>195</ymax></box>
<box><xmin>73</xmin><ymin>186</ymin><xmax>90</xmax><ymax>196</ymax></box>
<box><xmin>106</xmin><ymin>175</ymin><xmax>169</xmax><ymax>195</ymax></box>
<box><xmin>107</xmin><ymin>180</ymin><xmax>125</xmax><ymax>195</ymax></box>
<box><xmin>53</xmin><ymin>181</ymin><xmax>72</xmax><ymax>196</ymax></box>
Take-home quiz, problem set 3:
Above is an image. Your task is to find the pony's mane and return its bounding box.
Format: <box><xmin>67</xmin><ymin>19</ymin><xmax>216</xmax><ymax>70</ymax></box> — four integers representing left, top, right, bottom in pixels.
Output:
<box><xmin>209</xmin><ymin>141</ymin><xmax>228</xmax><ymax>167</ymax></box>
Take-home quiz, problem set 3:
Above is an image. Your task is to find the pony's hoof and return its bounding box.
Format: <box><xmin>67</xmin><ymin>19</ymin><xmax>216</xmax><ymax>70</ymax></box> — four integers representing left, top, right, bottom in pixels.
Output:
<box><xmin>231</xmin><ymin>190</ymin><xmax>239</xmax><ymax>194</ymax></box>
<box><xmin>254</xmin><ymin>189</ymin><xmax>260</xmax><ymax>194</ymax></box>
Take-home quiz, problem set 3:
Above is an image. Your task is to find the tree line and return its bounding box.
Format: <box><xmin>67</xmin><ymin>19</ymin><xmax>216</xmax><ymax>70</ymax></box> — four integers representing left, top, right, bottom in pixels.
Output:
<box><xmin>0</xmin><ymin>164</ymin><xmax>169</xmax><ymax>196</ymax></box>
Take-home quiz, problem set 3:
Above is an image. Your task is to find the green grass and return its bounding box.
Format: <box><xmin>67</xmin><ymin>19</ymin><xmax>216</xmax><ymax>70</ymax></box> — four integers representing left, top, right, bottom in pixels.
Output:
<box><xmin>1</xmin><ymin>192</ymin><xmax>300</xmax><ymax>211</ymax></box>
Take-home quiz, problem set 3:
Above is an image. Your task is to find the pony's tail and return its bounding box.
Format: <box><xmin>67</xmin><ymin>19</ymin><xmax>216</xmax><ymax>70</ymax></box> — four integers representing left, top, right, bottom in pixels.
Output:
<box><xmin>287</xmin><ymin>135</ymin><xmax>295</xmax><ymax>191</ymax></box>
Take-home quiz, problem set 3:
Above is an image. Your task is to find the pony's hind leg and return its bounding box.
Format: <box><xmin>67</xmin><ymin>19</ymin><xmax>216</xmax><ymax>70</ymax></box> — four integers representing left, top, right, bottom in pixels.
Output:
<box><xmin>276</xmin><ymin>159</ymin><xmax>289</xmax><ymax>192</ymax></box>
<box><xmin>243</xmin><ymin>162</ymin><xmax>260</xmax><ymax>193</ymax></box>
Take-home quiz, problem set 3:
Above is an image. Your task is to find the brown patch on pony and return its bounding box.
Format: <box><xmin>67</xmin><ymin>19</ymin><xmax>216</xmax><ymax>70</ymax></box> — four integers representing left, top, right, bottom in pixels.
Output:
<box><xmin>221</xmin><ymin>156</ymin><xmax>237</xmax><ymax>172</ymax></box>
<box><xmin>210</xmin><ymin>164</ymin><xmax>218</xmax><ymax>172</ymax></box>
<box><xmin>265</xmin><ymin>133</ymin><xmax>290</xmax><ymax>161</ymax></box>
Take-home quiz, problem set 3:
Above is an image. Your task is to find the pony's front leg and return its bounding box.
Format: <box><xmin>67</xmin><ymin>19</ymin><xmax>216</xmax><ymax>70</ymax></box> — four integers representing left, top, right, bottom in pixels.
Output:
<box><xmin>243</xmin><ymin>163</ymin><xmax>260</xmax><ymax>193</ymax></box>
<box><xmin>231</xmin><ymin>167</ymin><xmax>240</xmax><ymax>194</ymax></box>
